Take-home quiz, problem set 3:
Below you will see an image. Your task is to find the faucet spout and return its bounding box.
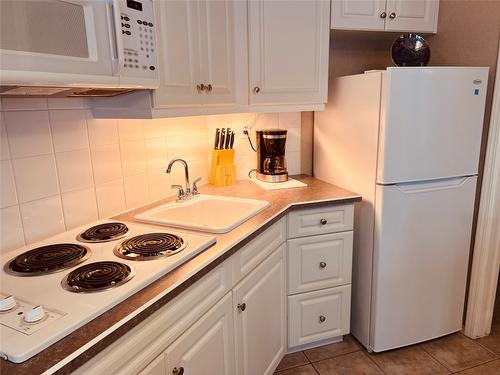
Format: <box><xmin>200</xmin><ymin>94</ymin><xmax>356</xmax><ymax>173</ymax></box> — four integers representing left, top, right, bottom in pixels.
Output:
<box><xmin>166</xmin><ymin>158</ymin><xmax>190</xmax><ymax>194</ymax></box>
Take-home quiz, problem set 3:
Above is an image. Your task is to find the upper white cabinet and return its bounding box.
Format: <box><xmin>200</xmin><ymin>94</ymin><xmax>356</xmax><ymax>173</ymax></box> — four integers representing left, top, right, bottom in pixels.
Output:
<box><xmin>331</xmin><ymin>0</ymin><xmax>439</xmax><ymax>33</ymax></box>
<box><xmin>248</xmin><ymin>0</ymin><xmax>330</xmax><ymax>105</ymax></box>
<box><xmin>153</xmin><ymin>0</ymin><xmax>245</xmax><ymax>108</ymax></box>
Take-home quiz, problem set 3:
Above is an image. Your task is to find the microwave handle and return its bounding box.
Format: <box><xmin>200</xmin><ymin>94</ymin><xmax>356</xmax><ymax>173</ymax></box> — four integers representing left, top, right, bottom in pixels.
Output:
<box><xmin>108</xmin><ymin>0</ymin><xmax>125</xmax><ymax>76</ymax></box>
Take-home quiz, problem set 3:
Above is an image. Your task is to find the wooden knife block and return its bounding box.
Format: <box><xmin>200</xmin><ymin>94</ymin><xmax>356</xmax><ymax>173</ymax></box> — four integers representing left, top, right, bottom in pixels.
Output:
<box><xmin>209</xmin><ymin>149</ymin><xmax>236</xmax><ymax>186</ymax></box>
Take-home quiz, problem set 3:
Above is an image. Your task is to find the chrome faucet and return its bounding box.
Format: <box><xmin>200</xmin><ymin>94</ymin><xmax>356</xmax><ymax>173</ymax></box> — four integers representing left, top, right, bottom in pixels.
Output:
<box><xmin>166</xmin><ymin>158</ymin><xmax>201</xmax><ymax>201</ymax></box>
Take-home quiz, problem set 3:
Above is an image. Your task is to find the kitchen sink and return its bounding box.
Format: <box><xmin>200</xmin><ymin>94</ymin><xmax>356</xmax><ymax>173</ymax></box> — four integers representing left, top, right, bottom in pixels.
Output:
<box><xmin>134</xmin><ymin>194</ymin><xmax>270</xmax><ymax>233</ymax></box>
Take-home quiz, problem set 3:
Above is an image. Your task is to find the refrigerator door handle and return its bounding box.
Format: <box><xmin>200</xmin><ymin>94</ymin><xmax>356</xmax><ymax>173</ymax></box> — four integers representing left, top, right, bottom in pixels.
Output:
<box><xmin>393</xmin><ymin>176</ymin><xmax>474</xmax><ymax>194</ymax></box>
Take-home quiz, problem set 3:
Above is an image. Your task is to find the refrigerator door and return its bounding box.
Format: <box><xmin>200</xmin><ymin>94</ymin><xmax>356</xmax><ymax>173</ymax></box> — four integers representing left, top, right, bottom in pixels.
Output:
<box><xmin>377</xmin><ymin>67</ymin><xmax>488</xmax><ymax>184</ymax></box>
<box><xmin>370</xmin><ymin>176</ymin><xmax>477</xmax><ymax>352</ymax></box>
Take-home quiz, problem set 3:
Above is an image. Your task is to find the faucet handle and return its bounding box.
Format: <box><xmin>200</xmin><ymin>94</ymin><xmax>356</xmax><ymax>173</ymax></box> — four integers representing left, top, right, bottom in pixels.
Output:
<box><xmin>171</xmin><ymin>184</ymin><xmax>185</xmax><ymax>199</ymax></box>
<box><xmin>192</xmin><ymin>177</ymin><xmax>201</xmax><ymax>195</ymax></box>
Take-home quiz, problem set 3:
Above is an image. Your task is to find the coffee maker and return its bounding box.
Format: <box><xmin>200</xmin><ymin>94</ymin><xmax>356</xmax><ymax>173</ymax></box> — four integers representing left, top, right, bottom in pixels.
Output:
<box><xmin>256</xmin><ymin>129</ymin><xmax>288</xmax><ymax>183</ymax></box>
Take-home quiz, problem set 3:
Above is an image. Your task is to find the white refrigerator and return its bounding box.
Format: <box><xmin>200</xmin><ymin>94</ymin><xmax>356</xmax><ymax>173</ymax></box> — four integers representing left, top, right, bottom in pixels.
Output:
<box><xmin>314</xmin><ymin>67</ymin><xmax>489</xmax><ymax>352</ymax></box>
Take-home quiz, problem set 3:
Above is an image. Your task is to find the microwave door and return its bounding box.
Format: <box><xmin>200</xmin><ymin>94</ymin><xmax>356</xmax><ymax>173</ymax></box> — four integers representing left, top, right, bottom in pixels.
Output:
<box><xmin>0</xmin><ymin>0</ymin><xmax>118</xmax><ymax>87</ymax></box>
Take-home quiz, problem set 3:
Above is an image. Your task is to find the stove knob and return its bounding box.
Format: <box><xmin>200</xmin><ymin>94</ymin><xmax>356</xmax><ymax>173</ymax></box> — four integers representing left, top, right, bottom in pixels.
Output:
<box><xmin>0</xmin><ymin>295</ymin><xmax>16</xmax><ymax>311</ymax></box>
<box><xmin>24</xmin><ymin>305</ymin><xmax>45</xmax><ymax>323</ymax></box>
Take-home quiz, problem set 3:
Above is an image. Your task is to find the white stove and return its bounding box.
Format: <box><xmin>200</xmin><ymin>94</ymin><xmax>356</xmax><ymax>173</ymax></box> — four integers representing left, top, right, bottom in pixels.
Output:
<box><xmin>0</xmin><ymin>220</ymin><xmax>216</xmax><ymax>363</ymax></box>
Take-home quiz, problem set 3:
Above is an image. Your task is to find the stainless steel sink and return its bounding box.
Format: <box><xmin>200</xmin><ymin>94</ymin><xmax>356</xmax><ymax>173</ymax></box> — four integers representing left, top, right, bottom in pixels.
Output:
<box><xmin>135</xmin><ymin>194</ymin><xmax>270</xmax><ymax>233</ymax></box>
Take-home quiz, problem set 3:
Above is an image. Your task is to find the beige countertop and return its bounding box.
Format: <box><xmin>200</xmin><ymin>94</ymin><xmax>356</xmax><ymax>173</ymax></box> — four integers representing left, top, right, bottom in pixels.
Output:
<box><xmin>1</xmin><ymin>176</ymin><xmax>360</xmax><ymax>375</ymax></box>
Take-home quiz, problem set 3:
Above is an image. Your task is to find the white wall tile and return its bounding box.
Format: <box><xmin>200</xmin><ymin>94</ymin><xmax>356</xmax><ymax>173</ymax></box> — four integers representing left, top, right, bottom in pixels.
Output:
<box><xmin>90</xmin><ymin>143</ymin><xmax>123</xmax><ymax>185</ymax></box>
<box><xmin>255</xmin><ymin>112</ymin><xmax>279</xmax><ymax>130</ymax></box>
<box><xmin>0</xmin><ymin>205</ymin><xmax>25</xmax><ymax>253</ymax></box>
<box><xmin>47</xmin><ymin>98</ymin><xmax>87</xmax><ymax>110</ymax></box>
<box><xmin>2</xmin><ymin>98</ymin><xmax>47</xmax><ymax>111</ymax></box>
<box><xmin>285</xmin><ymin>125</ymin><xmax>301</xmax><ymax>152</ymax></box>
<box><xmin>120</xmin><ymin>140</ymin><xmax>147</xmax><ymax>177</ymax></box>
<box><xmin>148</xmin><ymin>168</ymin><xmax>171</xmax><ymax>201</ymax></box>
<box><xmin>87</xmin><ymin>114</ymin><xmax>119</xmax><ymax>147</ymax></box>
<box><xmin>56</xmin><ymin>149</ymin><xmax>93</xmax><ymax>193</ymax></box>
<box><xmin>286</xmin><ymin>151</ymin><xmax>301</xmax><ymax>175</ymax></box>
<box><xmin>62</xmin><ymin>188</ymin><xmax>98</xmax><ymax>230</ymax></box>
<box><xmin>145</xmin><ymin>137</ymin><xmax>168</xmax><ymax>171</ymax></box>
<box><xmin>12</xmin><ymin>154</ymin><xmax>59</xmax><ymax>203</ymax></box>
<box><xmin>167</xmin><ymin>135</ymin><xmax>190</xmax><ymax>161</ymax></box>
<box><xmin>4</xmin><ymin>111</ymin><xmax>53</xmax><ymax>158</ymax></box>
<box><xmin>95</xmin><ymin>180</ymin><xmax>126</xmax><ymax>218</ymax></box>
<box><xmin>124</xmin><ymin>173</ymin><xmax>149</xmax><ymax>209</ymax></box>
<box><xmin>117</xmin><ymin>119</ymin><xmax>144</xmax><ymax>142</ymax></box>
<box><xmin>0</xmin><ymin>160</ymin><xmax>18</xmax><ymax>208</ymax></box>
<box><xmin>20</xmin><ymin>196</ymin><xmax>65</xmax><ymax>244</ymax></box>
<box><xmin>143</xmin><ymin>119</ymin><xmax>166</xmax><ymax>139</ymax></box>
<box><xmin>0</xmin><ymin>113</ymin><xmax>11</xmax><ymax>160</ymax></box>
<box><xmin>278</xmin><ymin>112</ymin><xmax>301</xmax><ymax>129</ymax></box>
<box><xmin>50</xmin><ymin>109</ymin><xmax>89</xmax><ymax>152</ymax></box>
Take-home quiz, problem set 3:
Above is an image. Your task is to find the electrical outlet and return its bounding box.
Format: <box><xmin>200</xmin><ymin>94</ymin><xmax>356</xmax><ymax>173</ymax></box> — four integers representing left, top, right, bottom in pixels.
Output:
<box><xmin>240</xmin><ymin>120</ymin><xmax>254</xmax><ymax>139</ymax></box>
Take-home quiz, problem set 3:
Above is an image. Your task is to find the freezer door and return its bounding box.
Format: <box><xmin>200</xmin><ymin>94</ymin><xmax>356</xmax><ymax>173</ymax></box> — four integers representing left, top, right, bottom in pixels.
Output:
<box><xmin>377</xmin><ymin>67</ymin><xmax>488</xmax><ymax>184</ymax></box>
<box><xmin>370</xmin><ymin>176</ymin><xmax>476</xmax><ymax>352</ymax></box>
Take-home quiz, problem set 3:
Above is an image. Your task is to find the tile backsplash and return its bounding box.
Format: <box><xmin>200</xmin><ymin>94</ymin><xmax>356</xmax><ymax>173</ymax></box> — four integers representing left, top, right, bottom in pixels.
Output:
<box><xmin>0</xmin><ymin>98</ymin><xmax>301</xmax><ymax>253</ymax></box>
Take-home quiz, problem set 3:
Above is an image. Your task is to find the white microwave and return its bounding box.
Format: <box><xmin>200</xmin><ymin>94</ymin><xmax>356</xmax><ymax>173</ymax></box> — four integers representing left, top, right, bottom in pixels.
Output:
<box><xmin>0</xmin><ymin>0</ymin><xmax>159</xmax><ymax>97</ymax></box>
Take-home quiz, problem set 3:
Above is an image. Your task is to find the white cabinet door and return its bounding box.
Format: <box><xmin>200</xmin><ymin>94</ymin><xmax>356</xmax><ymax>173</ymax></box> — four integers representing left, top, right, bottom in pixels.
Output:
<box><xmin>248</xmin><ymin>0</ymin><xmax>330</xmax><ymax>105</ymax></box>
<box><xmin>165</xmin><ymin>293</ymin><xmax>235</xmax><ymax>375</ymax></box>
<box><xmin>197</xmin><ymin>0</ymin><xmax>237</xmax><ymax>106</ymax></box>
<box><xmin>331</xmin><ymin>0</ymin><xmax>387</xmax><ymax>31</ymax></box>
<box><xmin>233</xmin><ymin>243</ymin><xmax>286</xmax><ymax>375</ymax></box>
<box><xmin>154</xmin><ymin>0</ymin><xmax>202</xmax><ymax>108</ymax></box>
<box><xmin>384</xmin><ymin>0</ymin><xmax>439</xmax><ymax>33</ymax></box>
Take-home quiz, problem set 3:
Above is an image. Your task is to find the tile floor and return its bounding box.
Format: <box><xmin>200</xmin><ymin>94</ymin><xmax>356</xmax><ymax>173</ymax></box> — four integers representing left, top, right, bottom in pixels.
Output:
<box><xmin>275</xmin><ymin>314</ymin><xmax>500</xmax><ymax>374</ymax></box>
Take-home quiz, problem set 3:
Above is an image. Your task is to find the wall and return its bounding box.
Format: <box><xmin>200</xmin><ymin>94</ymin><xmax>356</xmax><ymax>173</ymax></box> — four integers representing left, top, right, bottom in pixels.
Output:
<box><xmin>0</xmin><ymin>98</ymin><xmax>301</xmax><ymax>253</ymax></box>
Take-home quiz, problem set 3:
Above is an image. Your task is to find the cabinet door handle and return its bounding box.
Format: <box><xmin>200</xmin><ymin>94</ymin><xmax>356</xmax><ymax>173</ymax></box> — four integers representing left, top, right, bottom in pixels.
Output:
<box><xmin>389</xmin><ymin>12</ymin><xmax>396</xmax><ymax>19</ymax></box>
<box><xmin>197</xmin><ymin>83</ymin><xmax>206</xmax><ymax>92</ymax></box>
<box><xmin>320</xmin><ymin>218</ymin><xmax>327</xmax><ymax>226</ymax></box>
<box><xmin>319</xmin><ymin>261</ymin><xmax>327</xmax><ymax>269</ymax></box>
<box><xmin>237</xmin><ymin>302</ymin><xmax>246</xmax><ymax>312</ymax></box>
<box><xmin>319</xmin><ymin>315</ymin><xmax>326</xmax><ymax>323</ymax></box>
<box><xmin>207</xmin><ymin>83</ymin><xmax>213</xmax><ymax>92</ymax></box>
<box><xmin>172</xmin><ymin>367</ymin><xmax>184</xmax><ymax>375</ymax></box>
<box><xmin>253</xmin><ymin>86</ymin><xmax>260</xmax><ymax>94</ymax></box>
<box><xmin>380</xmin><ymin>12</ymin><xmax>387</xmax><ymax>18</ymax></box>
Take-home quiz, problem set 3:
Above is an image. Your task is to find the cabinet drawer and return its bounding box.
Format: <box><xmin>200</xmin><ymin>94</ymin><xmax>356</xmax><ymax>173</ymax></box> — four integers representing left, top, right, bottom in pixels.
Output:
<box><xmin>232</xmin><ymin>217</ymin><xmax>287</xmax><ymax>282</ymax></box>
<box><xmin>288</xmin><ymin>285</ymin><xmax>351</xmax><ymax>348</ymax></box>
<box><xmin>288</xmin><ymin>204</ymin><xmax>353</xmax><ymax>238</ymax></box>
<box><xmin>288</xmin><ymin>231</ymin><xmax>353</xmax><ymax>295</ymax></box>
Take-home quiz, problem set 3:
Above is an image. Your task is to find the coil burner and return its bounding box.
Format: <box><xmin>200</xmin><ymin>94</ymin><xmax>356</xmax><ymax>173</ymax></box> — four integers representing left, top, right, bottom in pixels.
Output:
<box><xmin>113</xmin><ymin>233</ymin><xmax>187</xmax><ymax>261</ymax></box>
<box><xmin>77</xmin><ymin>222</ymin><xmax>129</xmax><ymax>243</ymax></box>
<box><xmin>6</xmin><ymin>244</ymin><xmax>91</xmax><ymax>276</ymax></box>
<box><xmin>61</xmin><ymin>261</ymin><xmax>135</xmax><ymax>293</ymax></box>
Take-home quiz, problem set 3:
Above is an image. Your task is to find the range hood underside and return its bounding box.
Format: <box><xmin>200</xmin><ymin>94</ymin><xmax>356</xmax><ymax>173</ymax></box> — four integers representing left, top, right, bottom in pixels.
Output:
<box><xmin>0</xmin><ymin>86</ymin><xmax>140</xmax><ymax>97</ymax></box>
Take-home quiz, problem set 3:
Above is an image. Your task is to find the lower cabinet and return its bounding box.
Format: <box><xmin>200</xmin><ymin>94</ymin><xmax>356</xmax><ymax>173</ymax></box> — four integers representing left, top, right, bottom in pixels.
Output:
<box><xmin>233</xmin><ymin>243</ymin><xmax>287</xmax><ymax>375</ymax></box>
<box><xmin>165</xmin><ymin>293</ymin><xmax>235</xmax><ymax>375</ymax></box>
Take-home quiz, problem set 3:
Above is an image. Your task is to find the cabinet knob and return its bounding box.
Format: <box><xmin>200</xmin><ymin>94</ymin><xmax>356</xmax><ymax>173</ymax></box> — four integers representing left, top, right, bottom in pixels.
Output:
<box><xmin>207</xmin><ymin>83</ymin><xmax>213</xmax><ymax>92</ymax></box>
<box><xmin>389</xmin><ymin>12</ymin><xmax>396</xmax><ymax>19</ymax></box>
<box><xmin>380</xmin><ymin>12</ymin><xmax>387</xmax><ymax>19</ymax></box>
<box><xmin>237</xmin><ymin>302</ymin><xmax>246</xmax><ymax>312</ymax></box>
<box><xmin>172</xmin><ymin>367</ymin><xmax>184</xmax><ymax>375</ymax></box>
<box><xmin>197</xmin><ymin>83</ymin><xmax>206</xmax><ymax>92</ymax></box>
<box><xmin>319</xmin><ymin>261</ymin><xmax>327</xmax><ymax>269</ymax></box>
<box><xmin>320</xmin><ymin>218</ymin><xmax>327</xmax><ymax>226</ymax></box>
<box><xmin>319</xmin><ymin>315</ymin><xmax>326</xmax><ymax>323</ymax></box>
<box><xmin>253</xmin><ymin>86</ymin><xmax>260</xmax><ymax>94</ymax></box>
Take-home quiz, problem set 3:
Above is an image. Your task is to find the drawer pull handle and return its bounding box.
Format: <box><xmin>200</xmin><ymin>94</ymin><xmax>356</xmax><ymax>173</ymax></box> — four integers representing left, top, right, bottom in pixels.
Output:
<box><xmin>389</xmin><ymin>12</ymin><xmax>396</xmax><ymax>19</ymax></box>
<box><xmin>237</xmin><ymin>302</ymin><xmax>246</xmax><ymax>312</ymax></box>
<box><xmin>172</xmin><ymin>367</ymin><xmax>184</xmax><ymax>375</ymax></box>
<box><xmin>319</xmin><ymin>261</ymin><xmax>327</xmax><ymax>269</ymax></box>
<box><xmin>320</xmin><ymin>218</ymin><xmax>328</xmax><ymax>225</ymax></box>
<box><xmin>319</xmin><ymin>315</ymin><xmax>326</xmax><ymax>323</ymax></box>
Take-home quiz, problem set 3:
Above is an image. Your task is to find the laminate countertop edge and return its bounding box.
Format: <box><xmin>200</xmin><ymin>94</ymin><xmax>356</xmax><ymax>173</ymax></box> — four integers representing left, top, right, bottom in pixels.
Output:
<box><xmin>1</xmin><ymin>176</ymin><xmax>361</xmax><ymax>375</ymax></box>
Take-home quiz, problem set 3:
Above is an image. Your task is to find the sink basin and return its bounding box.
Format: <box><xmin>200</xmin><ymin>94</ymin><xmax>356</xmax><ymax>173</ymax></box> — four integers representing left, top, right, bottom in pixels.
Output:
<box><xmin>135</xmin><ymin>194</ymin><xmax>270</xmax><ymax>233</ymax></box>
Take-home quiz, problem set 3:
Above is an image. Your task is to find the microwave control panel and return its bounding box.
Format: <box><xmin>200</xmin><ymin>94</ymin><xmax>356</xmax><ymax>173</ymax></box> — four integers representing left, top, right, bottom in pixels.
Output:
<box><xmin>117</xmin><ymin>0</ymin><xmax>159</xmax><ymax>82</ymax></box>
